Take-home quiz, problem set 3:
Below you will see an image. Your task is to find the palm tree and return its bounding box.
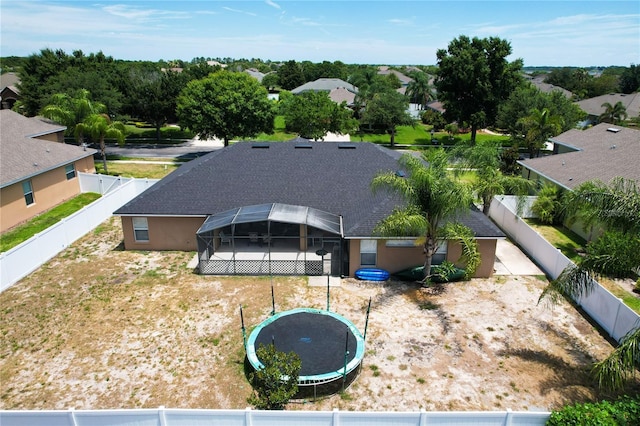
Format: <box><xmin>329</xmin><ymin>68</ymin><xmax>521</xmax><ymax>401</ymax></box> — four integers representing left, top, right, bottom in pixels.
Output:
<box><xmin>371</xmin><ymin>150</ymin><xmax>477</xmax><ymax>282</ymax></box>
<box><xmin>539</xmin><ymin>177</ymin><xmax>640</xmax><ymax>391</ymax></box>
<box><xmin>517</xmin><ymin>108</ymin><xmax>563</xmax><ymax>158</ymax></box>
<box><xmin>406</xmin><ymin>72</ymin><xmax>434</xmax><ymax>110</ymax></box>
<box><xmin>599</xmin><ymin>101</ymin><xmax>628</xmax><ymax>125</ymax></box>
<box><xmin>40</xmin><ymin>89</ymin><xmax>106</xmax><ymax>140</ymax></box>
<box><xmin>450</xmin><ymin>142</ymin><xmax>534</xmax><ymax>215</ymax></box>
<box><xmin>76</xmin><ymin>113</ymin><xmax>126</xmax><ymax>173</ymax></box>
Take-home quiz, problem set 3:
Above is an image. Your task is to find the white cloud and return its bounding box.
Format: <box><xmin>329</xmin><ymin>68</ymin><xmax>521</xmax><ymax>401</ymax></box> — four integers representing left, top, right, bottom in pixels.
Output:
<box><xmin>265</xmin><ymin>0</ymin><xmax>281</xmax><ymax>10</ymax></box>
<box><xmin>388</xmin><ymin>18</ymin><xmax>414</xmax><ymax>26</ymax></box>
<box><xmin>222</xmin><ymin>6</ymin><xmax>257</xmax><ymax>17</ymax></box>
<box><xmin>102</xmin><ymin>4</ymin><xmax>189</xmax><ymax>21</ymax></box>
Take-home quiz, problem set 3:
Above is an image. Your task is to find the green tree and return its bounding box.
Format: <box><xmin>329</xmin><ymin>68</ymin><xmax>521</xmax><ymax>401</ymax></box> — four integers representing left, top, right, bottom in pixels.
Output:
<box><xmin>619</xmin><ymin>64</ymin><xmax>640</xmax><ymax>94</ymax></box>
<box><xmin>76</xmin><ymin>113</ymin><xmax>126</xmax><ymax>173</ymax></box>
<box><xmin>18</xmin><ymin>48</ymin><xmax>124</xmax><ymax>117</ymax></box>
<box><xmin>599</xmin><ymin>101</ymin><xmax>628</xmax><ymax>125</ymax></box>
<box><xmin>435</xmin><ymin>36</ymin><xmax>523</xmax><ymax>143</ymax></box>
<box><xmin>177</xmin><ymin>71</ymin><xmax>275</xmax><ymax>147</ymax></box>
<box><xmin>281</xmin><ymin>91</ymin><xmax>358</xmax><ymax>140</ymax></box>
<box><xmin>421</xmin><ymin>109</ymin><xmax>447</xmax><ymax>131</ymax></box>
<box><xmin>406</xmin><ymin>71</ymin><xmax>434</xmax><ymax>110</ymax></box>
<box><xmin>517</xmin><ymin>108</ymin><xmax>563</xmax><ymax>158</ymax></box>
<box><xmin>278</xmin><ymin>60</ymin><xmax>306</xmax><ymax>91</ymax></box>
<box><xmin>261</xmin><ymin>73</ymin><xmax>279</xmax><ymax>91</ymax></box>
<box><xmin>127</xmin><ymin>69</ymin><xmax>187</xmax><ymax>140</ymax></box>
<box><xmin>247</xmin><ymin>343</ymin><xmax>301</xmax><ymax>410</ymax></box>
<box><xmin>371</xmin><ymin>151</ymin><xmax>477</xmax><ymax>282</ymax></box>
<box><xmin>450</xmin><ymin>141</ymin><xmax>534</xmax><ymax>215</ymax></box>
<box><xmin>360</xmin><ymin>89</ymin><xmax>413</xmax><ymax>147</ymax></box>
<box><xmin>540</xmin><ymin>177</ymin><xmax>640</xmax><ymax>391</ymax></box>
<box><xmin>497</xmin><ymin>84</ymin><xmax>585</xmax><ymax>136</ymax></box>
<box><xmin>40</xmin><ymin>89</ymin><xmax>106</xmax><ymax>138</ymax></box>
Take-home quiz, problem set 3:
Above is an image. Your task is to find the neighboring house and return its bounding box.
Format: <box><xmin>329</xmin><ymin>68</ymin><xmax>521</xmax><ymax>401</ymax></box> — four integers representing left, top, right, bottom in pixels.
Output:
<box><xmin>524</xmin><ymin>75</ymin><xmax>573</xmax><ymax>99</ymax></box>
<box><xmin>425</xmin><ymin>100</ymin><xmax>446</xmax><ymax>114</ymax></box>
<box><xmin>377</xmin><ymin>66</ymin><xmax>414</xmax><ymax>95</ymax></box>
<box><xmin>291</xmin><ymin>78</ymin><xmax>358</xmax><ymax>95</ymax></box>
<box><xmin>328</xmin><ymin>87</ymin><xmax>356</xmax><ymax>107</ymax></box>
<box><xmin>518</xmin><ymin>123</ymin><xmax>640</xmax><ymax>190</ymax></box>
<box><xmin>0</xmin><ymin>110</ymin><xmax>97</xmax><ymax>233</ymax></box>
<box><xmin>0</xmin><ymin>72</ymin><xmax>21</xmax><ymax>110</ymax></box>
<box><xmin>114</xmin><ymin>141</ymin><xmax>504</xmax><ymax>278</ymax></box>
<box><xmin>244</xmin><ymin>68</ymin><xmax>266</xmax><ymax>82</ymax></box>
<box><xmin>575</xmin><ymin>93</ymin><xmax>640</xmax><ymax>125</ymax></box>
<box><xmin>206</xmin><ymin>60</ymin><xmax>227</xmax><ymax>68</ymax></box>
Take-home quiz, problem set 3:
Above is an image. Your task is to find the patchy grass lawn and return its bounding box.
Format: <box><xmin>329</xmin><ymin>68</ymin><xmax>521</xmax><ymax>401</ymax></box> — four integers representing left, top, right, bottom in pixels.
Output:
<box><xmin>525</xmin><ymin>219</ymin><xmax>586</xmax><ymax>264</ymax></box>
<box><xmin>0</xmin><ymin>193</ymin><xmax>101</xmax><ymax>252</ymax></box>
<box><xmin>1</xmin><ymin>217</ymin><xmax>635</xmax><ymax>411</ymax></box>
<box><xmin>96</xmin><ymin>161</ymin><xmax>181</xmax><ymax>179</ymax></box>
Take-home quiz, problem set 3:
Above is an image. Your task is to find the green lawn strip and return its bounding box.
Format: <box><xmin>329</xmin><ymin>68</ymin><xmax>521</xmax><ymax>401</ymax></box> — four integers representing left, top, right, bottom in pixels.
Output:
<box><xmin>96</xmin><ymin>162</ymin><xmax>180</xmax><ymax>179</ymax></box>
<box><xmin>0</xmin><ymin>192</ymin><xmax>101</xmax><ymax>252</ymax></box>
<box><xmin>525</xmin><ymin>219</ymin><xmax>586</xmax><ymax>263</ymax></box>
<box><xmin>600</xmin><ymin>280</ymin><xmax>640</xmax><ymax>314</ymax></box>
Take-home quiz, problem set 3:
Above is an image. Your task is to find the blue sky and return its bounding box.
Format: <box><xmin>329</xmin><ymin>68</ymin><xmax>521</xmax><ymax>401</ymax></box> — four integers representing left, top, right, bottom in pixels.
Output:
<box><xmin>1</xmin><ymin>0</ymin><xmax>638</xmax><ymax>66</ymax></box>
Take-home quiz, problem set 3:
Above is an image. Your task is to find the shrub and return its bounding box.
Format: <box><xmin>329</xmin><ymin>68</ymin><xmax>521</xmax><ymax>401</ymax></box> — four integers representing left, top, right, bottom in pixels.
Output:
<box><xmin>546</xmin><ymin>395</ymin><xmax>640</xmax><ymax>425</ymax></box>
<box><xmin>247</xmin><ymin>343</ymin><xmax>301</xmax><ymax>410</ymax></box>
<box><xmin>584</xmin><ymin>230</ymin><xmax>640</xmax><ymax>278</ymax></box>
<box><xmin>532</xmin><ymin>183</ymin><xmax>563</xmax><ymax>224</ymax></box>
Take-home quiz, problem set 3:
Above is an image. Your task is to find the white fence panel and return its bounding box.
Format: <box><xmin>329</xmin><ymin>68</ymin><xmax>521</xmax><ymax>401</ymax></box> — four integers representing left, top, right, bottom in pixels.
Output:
<box><xmin>489</xmin><ymin>196</ymin><xmax>640</xmax><ymax>343</ymax></box>
<box><xmin>0</xmin><ymin>174</ymin><xmax>158</xmax><ymax>292</ymax></box>
<box><xmin>0</xmin><ymin>409</ymin><xmax>551</xmax><ymax>426</ymax></box>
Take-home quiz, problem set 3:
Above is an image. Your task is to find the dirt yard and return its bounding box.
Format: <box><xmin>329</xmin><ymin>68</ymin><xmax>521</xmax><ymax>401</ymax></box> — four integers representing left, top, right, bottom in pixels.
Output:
<box><xmin>0</xmin><ymin>217</ymin><xmax>636</xmax><ymax>412</ymax></box>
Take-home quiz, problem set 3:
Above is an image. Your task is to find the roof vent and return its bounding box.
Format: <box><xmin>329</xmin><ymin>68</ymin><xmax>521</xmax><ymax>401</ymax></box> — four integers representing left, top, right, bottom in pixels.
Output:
<box><xmin>295</xmin><ymin>144</ymin><xmax>313</xmax><ymax>149</ymax></box>
<box><xmin>610</xmin><ymin>145</ymin><xmax>617</xmax><ymax>149</ymax></box>
<box><xmin>338</xmin><ymin>143</ymin><xmax>356</xmax><ymax>149</ymax></box>
<box><xmin>395</xmin><ymin>170</ymin><xmax>406</xmax><ymax>177</ymax></box>
<box><xmin>606</xmin><ymin>127</ymin><xmax>620</xmax><ymax>133</ymax></box>
<box><xmin>252</xmin><ymin>143</ymin><xmax>270</xmax><ymax>149</ymax></box>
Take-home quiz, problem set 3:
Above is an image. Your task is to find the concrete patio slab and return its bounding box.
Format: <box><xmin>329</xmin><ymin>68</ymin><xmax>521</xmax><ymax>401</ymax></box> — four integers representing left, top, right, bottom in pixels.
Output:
<box><xmin>494</xmin><ymin>238</ymin><xmax>544</xmax><ymax>276</ymax></box>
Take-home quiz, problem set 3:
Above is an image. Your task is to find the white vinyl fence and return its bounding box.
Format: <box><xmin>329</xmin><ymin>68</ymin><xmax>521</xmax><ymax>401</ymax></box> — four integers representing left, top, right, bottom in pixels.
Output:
<box><xmin>0</xmin><ymin>173</ymin><xmax>157</xmax><ymax>292</ymax></box>
<box><xmin>0</xmin><ymin>407</ymin><xmax>551</xmax><ymax>426</ymax></box>
<box><xmin>489</xmin><ymin>195</ymin><xmax>640</xmax><ymax>343</ymax></box>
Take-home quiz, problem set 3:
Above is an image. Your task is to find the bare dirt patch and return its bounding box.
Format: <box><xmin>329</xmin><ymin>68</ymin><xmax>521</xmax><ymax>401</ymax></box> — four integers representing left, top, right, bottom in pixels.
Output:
<box><xmin>1</xmin><ymin>217</ymin><xmax>636</xmax><ymax>411</ymax></box>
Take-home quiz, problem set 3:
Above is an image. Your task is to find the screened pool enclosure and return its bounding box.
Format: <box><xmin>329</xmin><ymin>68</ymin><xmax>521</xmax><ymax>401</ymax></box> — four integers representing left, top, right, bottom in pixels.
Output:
<box><xmin>196</xmin><ymin>203</ymin><xmax>345</xmax><ymax>276</ymax></box>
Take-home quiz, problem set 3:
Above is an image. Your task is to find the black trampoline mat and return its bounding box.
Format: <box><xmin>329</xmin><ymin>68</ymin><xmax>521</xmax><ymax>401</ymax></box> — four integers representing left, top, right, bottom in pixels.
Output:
<box><xmin>254</xmin><ymin>312</ymin><xmax>358</xmax><ymax>376</ymax></box>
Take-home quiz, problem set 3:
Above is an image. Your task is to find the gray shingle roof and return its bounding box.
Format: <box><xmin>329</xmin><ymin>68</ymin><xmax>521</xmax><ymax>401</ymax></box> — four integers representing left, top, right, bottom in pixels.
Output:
<box><xmin>518</xmin><ymin>123</ymin><xmax>640</xmax><ymax>190</ymax></box>
<box><xmin>115</xmin><ymin>141</ymin><xmax>503</xmax><ymax>238</ymax></box>
<box><xmin>575</xmin><ymin>93</ymin><xmax>640</xmax><ymax>118</ymax></box>
<box><xmin>0</xmin><ymin>110</ymin><xmax>96</xmax><ymax>188</ymax></box>
<box><xmin>291</xmin><ymin>78</ymin><xmax>358</xmax><ymax>95</ymax></box>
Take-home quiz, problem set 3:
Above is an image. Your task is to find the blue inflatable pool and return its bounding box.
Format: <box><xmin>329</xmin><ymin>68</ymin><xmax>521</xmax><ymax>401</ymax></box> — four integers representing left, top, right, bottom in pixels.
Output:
<box><xmin>355</xmin><ymin>268</ymin><xmax>390</xmax><ymax>281</ymax></box>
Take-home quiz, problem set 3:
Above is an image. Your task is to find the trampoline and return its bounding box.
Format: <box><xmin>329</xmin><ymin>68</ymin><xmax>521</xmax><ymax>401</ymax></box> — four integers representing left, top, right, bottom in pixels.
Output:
<box><xmin>246</xmin><ymin>308</ymin><xmax>365</xmax><ymax>396</ymax></box>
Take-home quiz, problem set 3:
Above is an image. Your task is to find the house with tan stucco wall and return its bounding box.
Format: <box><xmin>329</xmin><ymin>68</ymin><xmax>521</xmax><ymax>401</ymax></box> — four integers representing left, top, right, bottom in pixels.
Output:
<box><xmin>114</xmin><ymin>140</ymin><xmax>504</xmax><ymax>279</ymax></box>
<box><xmin>0</xmin><ymin>110</ymin><xmax>97</xmax><ymax>233</ymax></box>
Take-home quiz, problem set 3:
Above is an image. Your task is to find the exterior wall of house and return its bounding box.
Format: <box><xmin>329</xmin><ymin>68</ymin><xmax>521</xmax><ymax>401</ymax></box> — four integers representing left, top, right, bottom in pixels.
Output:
<box><xmin>121</xmin><ymin>216</ymin><xmax>206</xmax><ymax>251</ymax></box>
<box><xmin>35</xmin><ymin>132</ymin><xmax>65</xmax><ymax>143</ymax></box>
<box><xmin>348</xmin><ymin>239</ymin><xmax>424</xmax><ymax>277</ymax></box>
<box><xmin>0</xmin><ymin>157</ymin><xmax>95</xmax><ymax>233</ymax></box>
<box><xmin>446</xmin><ymin>239</ymin><xmax>497</xmax><ymax>278</ymax></box>
<box><xmin>348</xmin><ymin>238</ymin><xmax>497</xmax><ymax>278</ymax></box>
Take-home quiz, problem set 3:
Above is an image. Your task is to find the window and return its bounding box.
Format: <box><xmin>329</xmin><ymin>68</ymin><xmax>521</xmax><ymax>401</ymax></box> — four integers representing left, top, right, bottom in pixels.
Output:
<box><xmin>360</xmin><ymin>239</ymin><xmax>377</xmax><ymax>266</ymax></box>
<box><xmin>22</xmin><ymin>180</ymin><xmax>34</xmax><ymax>206</ymax></box>
<box><xmin>132</xmin><ymin>217</ymin><xmax>149</xmax><ymax>242</ymax></box>
<box><xmin>65</xmin><ymin>164</ymin><xmax>76</xmax><ymax>180</ymax></box>
<box><xmin>385</xmin><ymin>239</ymin><xmax>417</xmax><ymax>247</ymax></box>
